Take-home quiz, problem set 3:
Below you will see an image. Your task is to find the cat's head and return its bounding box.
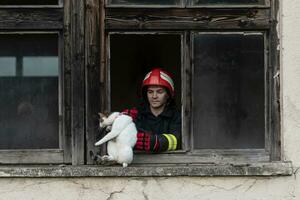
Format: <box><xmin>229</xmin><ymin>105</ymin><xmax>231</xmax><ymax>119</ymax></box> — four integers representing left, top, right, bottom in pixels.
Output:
<box><xmin>98</xmin><ymin>112</ymin><xmax>109</xmax><ymax>128</ymax></box>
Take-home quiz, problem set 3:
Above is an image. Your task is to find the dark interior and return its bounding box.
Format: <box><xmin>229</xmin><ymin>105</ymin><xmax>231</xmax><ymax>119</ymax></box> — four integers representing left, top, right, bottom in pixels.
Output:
<box><xmin>110</xmin><ymin>34</ymin><xmax>182</xmax><ymax>112</ymax></box>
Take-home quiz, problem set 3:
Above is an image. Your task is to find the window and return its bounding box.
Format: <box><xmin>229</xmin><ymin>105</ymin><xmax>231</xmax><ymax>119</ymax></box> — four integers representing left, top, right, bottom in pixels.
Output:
<box><xmin>0</xmin><ymin>0</ymin><xmax>281</xmax><ymax>168</ymax></box>
<box><xmin>0</xmin><ymin>2</ymin><xmax>70</xmax><ymax>164</ymax></box>
<box><xmin>0</xmin><ymin>34</ymin><xmax>59</xmax><ymax>150</ymax></box>
<box><xmin>100</xmin><ymin>0</ymin><xmax>280</xmax><ymax>164</ymax></box>
<box><xmin>192</xmin><ymin>33</ymin><xmax>265</xmax><ymax>149</ymax></box>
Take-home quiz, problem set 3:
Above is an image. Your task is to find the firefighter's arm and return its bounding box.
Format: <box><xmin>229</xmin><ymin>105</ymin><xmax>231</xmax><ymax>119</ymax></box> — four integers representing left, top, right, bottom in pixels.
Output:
<box><xmin>135</xmin><ymin>113</ymin><xmax>181</xmax><ymax>153</ymax></box>
<box><xmin>158</xmin><ymin>113</ymin><xmax>181</xmax><ymax>152</ymax></box>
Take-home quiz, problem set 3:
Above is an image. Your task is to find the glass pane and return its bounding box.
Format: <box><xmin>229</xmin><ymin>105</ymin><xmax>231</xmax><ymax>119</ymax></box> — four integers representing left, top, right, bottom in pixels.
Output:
<box><xmin>193</xmin><ymin>0</ymin><xmax>264</xmax><ymax>5</ymax></box>
<box><xmin>193</xmin><ymin>33</ymin><xmax>265</xmax><ymax>149</ymax></box>
<box><xmin>0</xmin><ymin>0</ymin><xmax>58</xmax><ymax>5</ymax></box>
<box><xmin>109</xmin><ymin>0</ymin><xmax>181</xmax><ymax>6</ymax></box>
<box><xmin>0</xmin><ymin>57</ymin><xmax>16</xmax><ymax>76</ymax></box>
<box><xmin>23</xmin><ymin>57</ymin><xmax>59</xmax><ymax>76</ymax></box>
<box><xmin>0</xmin><ymin>34</ymin><xmax>59</xmax><ymax>149</ymax></box>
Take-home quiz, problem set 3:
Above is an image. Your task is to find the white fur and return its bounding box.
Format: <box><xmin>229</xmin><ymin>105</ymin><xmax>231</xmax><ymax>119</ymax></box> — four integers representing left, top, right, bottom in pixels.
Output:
<box><xmin>95</xmin><ymin>112</ymin><xmax>137</xmax><ymax>167</ymax></box>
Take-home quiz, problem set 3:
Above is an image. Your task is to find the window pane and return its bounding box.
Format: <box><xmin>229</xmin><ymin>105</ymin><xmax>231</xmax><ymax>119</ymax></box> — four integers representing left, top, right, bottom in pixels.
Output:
<box><xmin>0</xmin><ymin>0</ymin><xmax>58</xmax><ymax>5</ymax></box>
<box><xmin>0</xmin><ymin>57</ymin><xmax>16</xmax><ymax>76</ymax></box>
<box><xmin>192</xmin><ymin>0</ymin><xmax>264</xmax><ymax>5</ymax></box>
<box><xmin>193</xmin><ymin>33</ymin><xmax>265</xmax><ymax>149</ymax></box>
<box><xmin>109</xmin><ymin>0</ymin><xmax>181</xmax><ymax>6</ymax></box>
<box><xmin>0</xmin><ymin>34</ymin><xmax>59</xmax><ymax>149</ymax></box>
<box><xmin>23</xmin><ymin>57</ymin><xmax>59</xmax><ymax>76</ymax></box>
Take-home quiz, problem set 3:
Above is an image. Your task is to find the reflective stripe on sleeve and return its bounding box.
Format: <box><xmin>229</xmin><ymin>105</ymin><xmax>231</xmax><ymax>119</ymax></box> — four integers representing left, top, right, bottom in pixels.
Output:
<box><xmin>163</xmin><ymin>134</ymin><xmax>177</xmax><ymax>151</ymax></box>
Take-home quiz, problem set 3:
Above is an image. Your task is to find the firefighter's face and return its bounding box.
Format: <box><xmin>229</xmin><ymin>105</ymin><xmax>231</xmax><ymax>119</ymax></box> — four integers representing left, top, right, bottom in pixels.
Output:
<box><xmin>147</xmin><ymin>85</ymin><xmax>169</xmax><ymax>110</ymax></box>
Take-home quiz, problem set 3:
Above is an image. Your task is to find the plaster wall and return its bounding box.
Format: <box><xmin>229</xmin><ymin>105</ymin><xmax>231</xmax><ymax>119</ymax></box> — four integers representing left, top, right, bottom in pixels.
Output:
<box><xmin>1</xmin><ymin>0</ymin><xmax>300</xmax><ymax>199</ymax></box>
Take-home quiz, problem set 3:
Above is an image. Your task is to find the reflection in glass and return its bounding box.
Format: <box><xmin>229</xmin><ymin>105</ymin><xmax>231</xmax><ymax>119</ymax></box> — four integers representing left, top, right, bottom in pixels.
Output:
<box><xmin>23</xmin><ymin>57</ymin><xmax>59</xmax><ymax>76</ymax></box>
<box><xmin>0</xmin><ymin>57</ymin><xmax>16</xmax><ymax>76</ymax></box>
<box><xmin>0</xmin><ymin>34</ymin><xmax>59</xmax><ymax>149</ymax></box>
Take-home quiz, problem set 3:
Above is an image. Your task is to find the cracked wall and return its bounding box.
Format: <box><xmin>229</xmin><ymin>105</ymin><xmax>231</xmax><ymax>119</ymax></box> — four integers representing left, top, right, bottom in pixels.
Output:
<box><xmin>1</xmin><ymin>0</ymin><xmax>300</xmax><ymax>200</ymax></box>
<box><xmin>0</xmin><ymin>176</ymin><xmax>299</xmax><ymax>200</ymax></box>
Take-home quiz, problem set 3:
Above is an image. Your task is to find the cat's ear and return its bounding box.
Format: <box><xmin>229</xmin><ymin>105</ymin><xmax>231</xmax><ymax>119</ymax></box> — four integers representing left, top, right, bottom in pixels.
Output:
<box><xmin>98</xmin><ymin>112</ymin><xmax>106</xmax><ymax>119</ymax></box>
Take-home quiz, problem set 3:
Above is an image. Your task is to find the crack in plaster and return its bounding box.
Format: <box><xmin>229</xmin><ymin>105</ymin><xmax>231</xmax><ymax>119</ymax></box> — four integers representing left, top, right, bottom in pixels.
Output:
<box><xmin>244</xmin><ymin>179</ymin><xmax>258</xmax><ymax>193</ymax></box>
<box><xmin>186</xmin><ymin>179</ymin><xmax>250</xmax><ymax>192</ymax></box>
<box><xmin>142</xmin><ymin>191</ymin><xmax>150</xmax><ymax>200</ymax></box>
<box><xmin>106</xmin><ymin>185</ymin><xmax>126</xmax><ymax>200</ymax></box>
<box><xmin>292</xmin><ymin>166</ymin><xmax>300</xmax><ymax>179</ymax></box>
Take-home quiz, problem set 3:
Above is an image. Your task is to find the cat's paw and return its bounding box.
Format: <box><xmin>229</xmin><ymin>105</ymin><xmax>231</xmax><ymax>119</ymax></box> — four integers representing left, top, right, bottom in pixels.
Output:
<box><xmin>98</xmin><ymin>155</ymin><xmax>117</xmax><ymax>166</ymax></box>
<box><xmin>101</xmin><ymin>155</ymin><xmax>114</xmax><ymax>161</ymax></box>
<box><xmin>106</xmin><ymin>126</ymin><xmax>112</xmax><ymax>132</ymax></box>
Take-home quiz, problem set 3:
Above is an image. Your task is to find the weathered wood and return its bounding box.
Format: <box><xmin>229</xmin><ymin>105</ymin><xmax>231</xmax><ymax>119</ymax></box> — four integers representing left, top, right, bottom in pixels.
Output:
<box><xmin>0</xmin><ymin>150</ymin><xmax>63</xmax><ymax>164</ymax></box>
<box><xmin>63</xmin><ymin>0</ymin><xmax>72</xmax><ymax>164</ymax></box>
<box><xmin>99</xmin><ymin>0</ymin><xmax>109</xmax><ymax>157</ymax></box>
<box><xmin>269</xmin><ymin>0</ymin><xmax>281</xmax><ymax>161</ymax></box>
<box><xmin>70</xmin><ymin>0</ymin><xmax>85</xmax><ymax>165</ymax></box>
<box><xmin>133</xmin><ymin>149</ymin><xmax>269</xmax><ymax>164</ymax></box>
<box><xmin>190</xmin><ymin>0</ymin><xmax>267</xmax><ymax>7</ymax></box>
<box><xmin>85</xmin><ymin>0</ymin><xmax>101</xmax><ymax>164</ymax></box>
<box><xmin>182</xmin><ymin>32</ymin><xmax>191</xmax><ymax>151</ymax></box>
<box><xmin>106</xmin><ymin>8</ymin><xmax>270</xmax><ymax>30</ymax></box>
<box><xmin>0</xmin><ymin>8</ymin><xmax>63</xmax><ymax>29</ymax></box>
<box><xmin>100</xmin><ymin>0</ymin><xmax>109</xmax><ymax>112</ymax></box>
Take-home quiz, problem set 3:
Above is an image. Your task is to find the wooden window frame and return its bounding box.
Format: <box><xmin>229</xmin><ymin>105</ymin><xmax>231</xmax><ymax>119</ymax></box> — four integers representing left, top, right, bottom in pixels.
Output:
<box><xmin>106</xmin><ymin>0</ymin><xmax>270</xmax><ymax>8</ymax></box>
<box><xmin>0</xmin><ymin>3</ymin><xmax>72</xmax><ymax>164</ymax></box>
<box><xmin>99</xmin><ymin>0</ymin><xmax>281</xmax><ymax>165</ymax></box>
<box><xmin>0</xmin><ymin>0</ymin><xmax>282</xmax><ymax>168</ymax></box>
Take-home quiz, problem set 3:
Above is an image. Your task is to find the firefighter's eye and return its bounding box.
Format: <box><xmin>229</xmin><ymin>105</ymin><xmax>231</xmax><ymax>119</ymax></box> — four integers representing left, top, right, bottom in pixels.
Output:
<box><xmin>157</xmin><ymin>89</ymin><xmax>165</xmax><ymax>94</ymax></box>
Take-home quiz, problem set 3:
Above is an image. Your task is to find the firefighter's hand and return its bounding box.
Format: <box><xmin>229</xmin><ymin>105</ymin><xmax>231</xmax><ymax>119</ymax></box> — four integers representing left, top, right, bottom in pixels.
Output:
<box><xmin>134</xmin><ymin>132</ymin><xmax>159</xmax><ymax>152</ymax></box>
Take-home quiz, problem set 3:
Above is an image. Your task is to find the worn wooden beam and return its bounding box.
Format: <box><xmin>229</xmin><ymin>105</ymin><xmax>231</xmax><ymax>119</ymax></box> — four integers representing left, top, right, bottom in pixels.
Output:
<box><xmin>182</xmin><ymin>32</ymin><xmax>192</xmax><ymax>152</ymax></box>
<box><xmin>85</xmin><ymin>0</ymin><xmax>101</xmax><ymax>164</ymax></box>
<box><xmin>62</xmin><ymin>0</ymin><xmax>72</xmax><ymax>164</ymax></box>
<box><xmin>0</xmin><ymin>8</ymin><xmax>63</xmax><ymax>29</ymax></box>
<box><xmin>69</xmin><ymin>0</ymin><xmax>85</xmax><ymax>165</ymax></box>
<box><xmin>106</xmin><ymin>8</ymin><xmax>270</xmax><ymax>30</ymax></box>
<box><xmin>0</xmin><ymin>150</ymin><xmax>63</xmax><ymax>164</ymax></box>
<box><xmin>269</xmin><ymin>0</ymin><xmax>281</xmax><ymax>161</ymax></box>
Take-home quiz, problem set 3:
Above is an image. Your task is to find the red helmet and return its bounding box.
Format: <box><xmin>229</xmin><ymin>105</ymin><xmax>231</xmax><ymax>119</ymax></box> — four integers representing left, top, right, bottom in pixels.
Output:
<box><xmin>142</xmin><ymin>68</ymin><xmax>175</xmax><ymax>97</ymax></box>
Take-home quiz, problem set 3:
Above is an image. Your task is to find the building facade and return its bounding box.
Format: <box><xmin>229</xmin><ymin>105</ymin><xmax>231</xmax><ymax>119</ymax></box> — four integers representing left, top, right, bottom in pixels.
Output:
<box><xmin>0</xmin><ymin>0</ymin><xmax>299</xmax><ymax>199</ymax></box>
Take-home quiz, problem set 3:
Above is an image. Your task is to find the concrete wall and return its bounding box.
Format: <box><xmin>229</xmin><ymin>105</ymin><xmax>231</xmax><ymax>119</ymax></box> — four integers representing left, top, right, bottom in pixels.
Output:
<box><xmin>1</xmin><ymin>0</ymin><xmax>300</xmax><ymax>200</ymax></box>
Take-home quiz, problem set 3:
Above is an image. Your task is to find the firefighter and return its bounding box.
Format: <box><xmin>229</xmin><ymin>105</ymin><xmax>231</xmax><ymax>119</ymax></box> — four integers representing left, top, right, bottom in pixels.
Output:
<box><xmin>123</xmin><ymin>68</ymin><xmax>181</xmax><ymax>153</ymax></box>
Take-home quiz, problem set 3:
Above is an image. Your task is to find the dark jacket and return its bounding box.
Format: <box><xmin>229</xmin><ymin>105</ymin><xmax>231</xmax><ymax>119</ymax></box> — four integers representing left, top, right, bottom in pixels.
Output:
<box><xmin>135</xmin><ymin>103</ymin><xmax>182</xmax><ymax>152</ymax></box>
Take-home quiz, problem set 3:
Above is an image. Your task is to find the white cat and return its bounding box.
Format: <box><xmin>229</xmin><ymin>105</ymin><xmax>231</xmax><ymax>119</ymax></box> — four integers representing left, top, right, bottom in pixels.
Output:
<box><xmin>95</xmin><ymin>112</ymin><xmax>137</xmax><ymax>167</ymax></box>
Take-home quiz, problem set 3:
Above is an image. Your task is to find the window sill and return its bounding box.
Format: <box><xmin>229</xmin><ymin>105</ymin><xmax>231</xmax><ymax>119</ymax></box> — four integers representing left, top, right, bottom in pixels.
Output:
<box><xmin>0</xmin><ymin>161</ymin><xmax>293</xmax><ymax>177</ymax></box>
